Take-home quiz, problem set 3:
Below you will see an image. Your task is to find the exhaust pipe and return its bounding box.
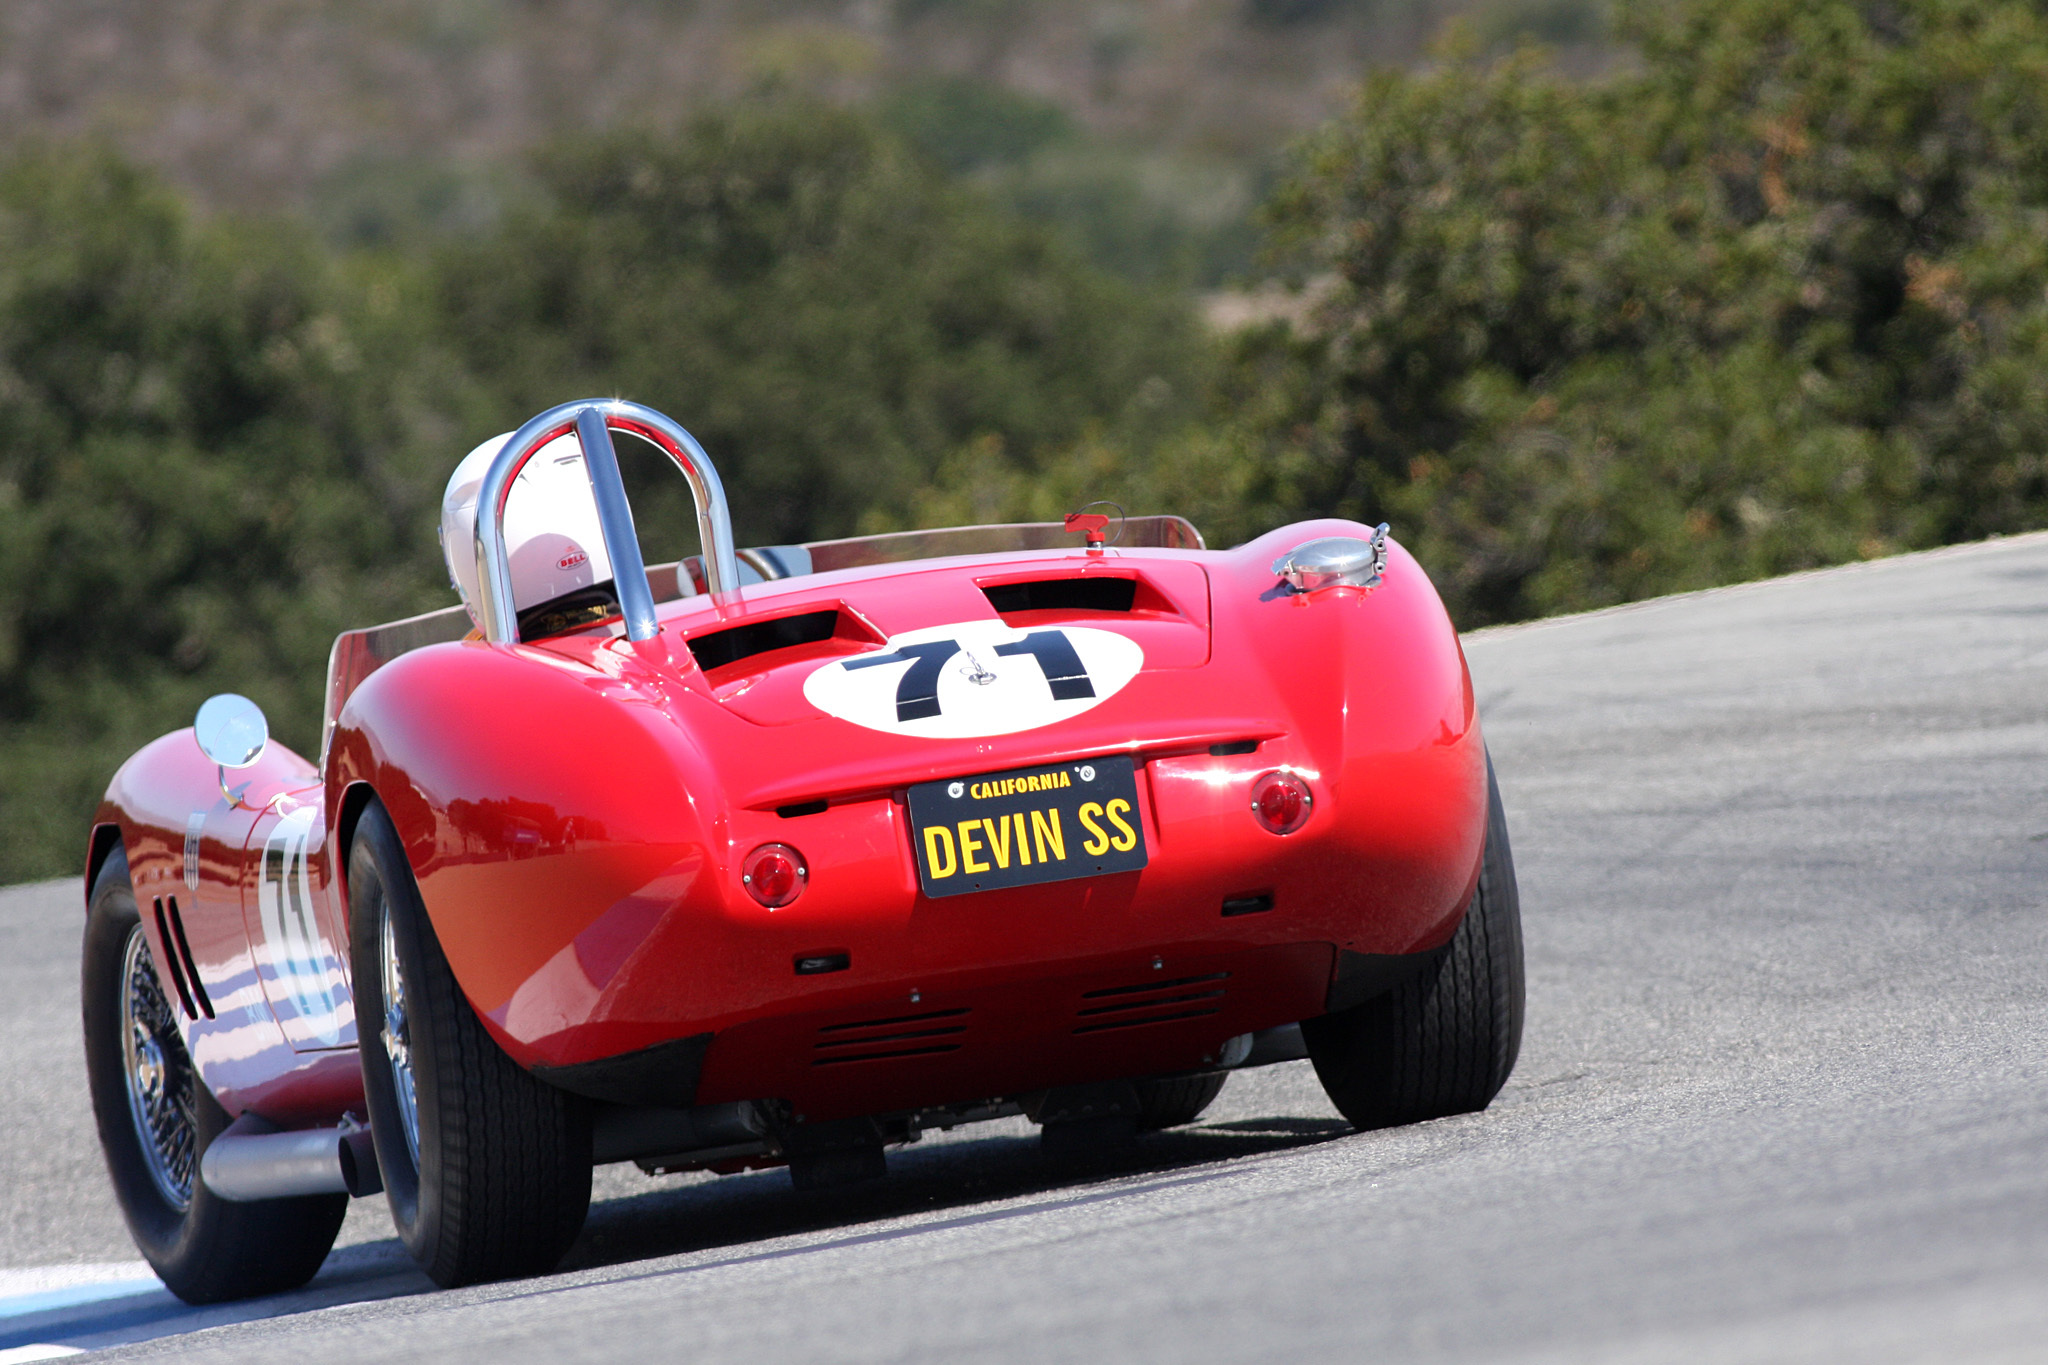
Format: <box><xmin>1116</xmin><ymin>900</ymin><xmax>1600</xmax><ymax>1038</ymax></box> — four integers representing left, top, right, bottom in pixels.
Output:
<box><xmin>200</xmin><ymin>1112</ymin><xmax>382</xmax><ymax>1202</ymax></box>
<box><xmin>591</xmin><ymin>1099</ymin><xmax>771</xmax><ymax>1165</ymax></box>
<box><xmin>1240</xmin><ymin>1023</ymin><xmax>1309</xmax><ymax>1067</ymax></box>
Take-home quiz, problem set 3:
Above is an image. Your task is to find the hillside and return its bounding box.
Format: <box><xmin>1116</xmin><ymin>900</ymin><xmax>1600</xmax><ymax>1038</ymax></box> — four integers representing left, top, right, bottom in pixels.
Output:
<box><xmin>0</xmin><ymin>0</ymin><xmax>1604</xmax><ymax>244</ymax></box>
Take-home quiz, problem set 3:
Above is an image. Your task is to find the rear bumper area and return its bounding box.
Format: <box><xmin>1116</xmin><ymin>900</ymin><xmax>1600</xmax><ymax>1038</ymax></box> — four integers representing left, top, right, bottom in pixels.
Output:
<box><xmin>679</xmin><ymin>940</ymin><xmax>1335</xmax><ymax>1122</ymax></box>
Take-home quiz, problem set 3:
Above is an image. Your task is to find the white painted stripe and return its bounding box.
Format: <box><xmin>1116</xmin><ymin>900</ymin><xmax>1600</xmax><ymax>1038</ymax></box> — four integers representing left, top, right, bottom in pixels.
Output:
<box><xmin>0</xmin><ymin>1346</ymin><xmax>86</xmax><ymax>1362</ymax></box>
<box><xmin>0</xmin><ymin>1264</ymin><xmax>153</xmax><ymax>1299</ymax></box>
<box><xmin>0</xmin><ymin>1263</ymin><xmax>162</xmax><ymax>1321</ymax></box>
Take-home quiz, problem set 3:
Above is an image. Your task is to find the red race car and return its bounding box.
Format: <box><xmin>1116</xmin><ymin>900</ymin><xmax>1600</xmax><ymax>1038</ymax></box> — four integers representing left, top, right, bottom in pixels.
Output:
<box><xmin>82</xmin><ymin>398</ymin><xmax>1523</xmax><ymax>1301</ymax></box>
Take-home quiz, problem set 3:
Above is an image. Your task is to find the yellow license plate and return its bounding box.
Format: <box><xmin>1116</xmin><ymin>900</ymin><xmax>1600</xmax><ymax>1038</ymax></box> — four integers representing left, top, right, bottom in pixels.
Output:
<box><xmin>907</xmin><ymin>756</ymin><xmax>1147</xmax><ymax>898</ymax></box>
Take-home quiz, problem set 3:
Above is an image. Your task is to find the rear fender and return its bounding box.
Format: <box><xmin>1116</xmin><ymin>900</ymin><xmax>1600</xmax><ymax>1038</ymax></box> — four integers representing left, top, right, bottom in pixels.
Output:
<box><xmin>1215</xmin><ymin>520</ymin><xmax>1488</xmax><ymax>953</ymax></box>
<box><xmin>326</xmin><ymin>636</ymin><xmax>724</xmax><ymax>1069</ymax></box>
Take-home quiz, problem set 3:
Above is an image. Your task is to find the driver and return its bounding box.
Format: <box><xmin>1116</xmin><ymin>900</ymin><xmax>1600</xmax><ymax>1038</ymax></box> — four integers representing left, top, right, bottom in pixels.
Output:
<box><xmin>439</xmin><ymin>432</ymin><xmax>620</xmax><ymax>640</ymax></box>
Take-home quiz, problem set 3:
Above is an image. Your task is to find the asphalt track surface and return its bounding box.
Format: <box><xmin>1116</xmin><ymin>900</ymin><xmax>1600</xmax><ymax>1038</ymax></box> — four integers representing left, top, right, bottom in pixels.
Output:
<box><xmin>2</xmin><ymin>532</ymin><xmax>2045</xmax><ymax>1363</ymax></box>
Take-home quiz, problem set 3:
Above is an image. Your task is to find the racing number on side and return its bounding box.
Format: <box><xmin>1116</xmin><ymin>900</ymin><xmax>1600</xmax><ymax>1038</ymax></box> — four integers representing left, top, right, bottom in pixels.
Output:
<box><xmin>263</xmin><ymin>820</ymin><xmax>318</xmax><ymax>981</ymax></box>
<box><xmin>848</xmin><ymin>630</ymin><xmax>1095</xmax><ymax>721</ymax></box>
<box><xmin>260</xmin><ymin>807</ymin><xmax>339</xmax><ymax>1038</ymax></box>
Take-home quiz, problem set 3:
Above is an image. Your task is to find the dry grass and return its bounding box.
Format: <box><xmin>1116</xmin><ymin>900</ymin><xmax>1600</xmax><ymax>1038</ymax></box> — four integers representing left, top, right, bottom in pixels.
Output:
<box><xmin>0</xmin><ymin>0</ymin><xmax>1536</xmax><ymax>216</ymax></box>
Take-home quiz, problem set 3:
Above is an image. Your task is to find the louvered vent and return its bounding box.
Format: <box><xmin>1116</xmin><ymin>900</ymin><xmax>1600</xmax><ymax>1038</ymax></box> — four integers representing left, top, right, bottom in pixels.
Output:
<box><xmin>1072</xmin><ymin>972</ymin><xmax>1228</xmax><ymax>1035</ymax></box>
<box><xmin>813</xmin><ymin>1007</ymin><xmax>970</xmax><ymax>1066</ymax></box>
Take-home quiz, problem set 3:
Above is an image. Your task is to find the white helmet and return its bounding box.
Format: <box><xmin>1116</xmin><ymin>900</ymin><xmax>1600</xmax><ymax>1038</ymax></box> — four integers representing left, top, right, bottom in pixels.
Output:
<box><xmin>441</xmin><ymin>431</ymin><xmax>616</xmax><ymax>637</ymax></box>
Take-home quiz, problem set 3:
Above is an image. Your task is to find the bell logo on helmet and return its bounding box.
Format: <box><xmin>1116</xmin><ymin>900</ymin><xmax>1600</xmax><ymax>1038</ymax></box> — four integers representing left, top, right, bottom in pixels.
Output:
<box><xmin>441</xmin><ymin>429</ymin><xmax>615</xmax><ymax>630</ymax></box>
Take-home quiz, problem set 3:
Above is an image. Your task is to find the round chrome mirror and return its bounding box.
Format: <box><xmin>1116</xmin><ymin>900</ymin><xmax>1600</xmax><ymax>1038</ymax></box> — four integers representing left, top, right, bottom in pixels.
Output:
<box><xmin>193</xmin><ymin>694</ymin><xmax>269</xmax><ymax>769</ymax></box>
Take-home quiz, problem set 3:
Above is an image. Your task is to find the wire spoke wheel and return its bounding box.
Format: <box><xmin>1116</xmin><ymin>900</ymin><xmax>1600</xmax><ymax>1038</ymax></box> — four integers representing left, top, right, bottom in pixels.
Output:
<box><xmin>379</xmin><ymin>899</ymin><xmax>422</xmax><ymax>1170</ymax></box>
<box><xmin>120</xmin><ymin>926</ymin><xmax>197</xmax><ymax>1211</ymax></box>
<box><xmin>85</xmin><ymin>847</ymin><xmax>345</xmax><ymax>1303</ymax></box>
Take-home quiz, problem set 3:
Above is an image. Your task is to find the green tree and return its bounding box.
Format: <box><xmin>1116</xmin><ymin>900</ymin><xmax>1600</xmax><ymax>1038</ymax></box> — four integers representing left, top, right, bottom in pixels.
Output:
<box><xmin>0</xmin><ymin>148</ymin><xmax>471</xmax><ymax>879</ymax></box>
<box><xmin>0</xmin><ymin>103</ymin><xmax>1212</xmax><ymax>881</ymax></box>
<box><xmin>434</xmin><ymin>96</ymin><xmax>1209</xmax><ymax>555</ymax></box>
<box><xmin>1220</xmin><ymin>1</ymin><xmax>2048</xmax><ymax>625</ymax></box>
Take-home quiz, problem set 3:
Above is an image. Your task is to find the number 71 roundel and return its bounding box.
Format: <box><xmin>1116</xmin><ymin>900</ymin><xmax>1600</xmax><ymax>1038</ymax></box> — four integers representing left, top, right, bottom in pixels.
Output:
<box><xmin>803</xmin><ymin>620</ymin><xmax>1144</xmax><ymax>738</ymax></box>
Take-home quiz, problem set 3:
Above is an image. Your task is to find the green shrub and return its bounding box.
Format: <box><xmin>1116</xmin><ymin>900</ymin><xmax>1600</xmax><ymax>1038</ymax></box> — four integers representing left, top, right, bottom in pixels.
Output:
<box><xmin>1211</xmin><ymin>1</ymin><xmax>2048</xmax><ymax>625</ymax></box>
<box><xmin>0</xmin><ymin>148</ymin><xmax>477</xmax><ymax>877</ymax></box>
<box><xmin>0</xmin><ymin>102</ymin><xmax>1208</xmax><ymax>880</ymax></box>
<box><xmin>434</xmin><ymin>96</ymin><xmax>1208</xmax><ymax>555</ymax></box>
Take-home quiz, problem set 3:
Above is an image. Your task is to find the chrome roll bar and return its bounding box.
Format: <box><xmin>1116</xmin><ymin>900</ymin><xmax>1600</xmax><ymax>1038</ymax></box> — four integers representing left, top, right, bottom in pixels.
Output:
<box><xmin>473</xmin><ymin>398</ymin><xmax>741</xmax><ymax>644</ymax></box>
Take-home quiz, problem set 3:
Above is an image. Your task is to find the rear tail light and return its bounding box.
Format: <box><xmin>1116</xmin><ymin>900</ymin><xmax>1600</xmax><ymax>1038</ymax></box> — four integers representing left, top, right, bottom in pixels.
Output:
<box><xmin>742</xmin><ymin>843</ymin><xmax>808</xmax><ymax>907</ymax></box>
<box><xmin>1250</xmin><ymin>771</ymin><xmax>1312</xmax><ymax>835</ymax></box>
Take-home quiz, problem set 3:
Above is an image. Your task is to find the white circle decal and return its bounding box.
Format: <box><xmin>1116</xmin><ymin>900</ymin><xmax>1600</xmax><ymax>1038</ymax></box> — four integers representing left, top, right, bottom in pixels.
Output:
<box><xmin>804</xmin><ymin>620</ymin><xmax>1144</xmax><ymax>739</ymax></box>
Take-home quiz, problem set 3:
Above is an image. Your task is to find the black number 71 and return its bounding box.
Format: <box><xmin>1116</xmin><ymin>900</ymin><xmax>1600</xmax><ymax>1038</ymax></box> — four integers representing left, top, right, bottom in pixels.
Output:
<box><xmin>846</xmin><ymin>631</ymin><xmax>1095</xmax><ymax>721</ymax></box>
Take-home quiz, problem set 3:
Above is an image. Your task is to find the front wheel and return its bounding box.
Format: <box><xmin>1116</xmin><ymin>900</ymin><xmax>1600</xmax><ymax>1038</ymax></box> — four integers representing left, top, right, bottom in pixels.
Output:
<box><xmin>1132</xmin><ymin>1072</ymin><xmax>1228</xmax><ymax>1131</ymax></box>
<box><xmin>348</xmin><ymin>801</ymin><xmax>592</xmax><ymax>1288</ymax></box>
<box><xmin>82</xmin><ymin>847</ymin><xmax>346</xmax><ymax>1303</ymax></box>
<box><xmin>1302</xmin><ymin>756</ymin><xmax>1525</xmax><ymax>1130</ymax></box>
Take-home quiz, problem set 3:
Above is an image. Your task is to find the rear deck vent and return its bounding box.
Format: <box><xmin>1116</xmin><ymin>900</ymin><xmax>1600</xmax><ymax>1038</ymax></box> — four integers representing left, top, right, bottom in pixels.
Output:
<box><xmin>688</xmin><ymin>609</ymin><xmax>839</xmax><ymax>673</ymax></box>
<box><xmin>778</xmin><ymin>800</ymin><xmax>829</xmax><ymax>819</ymax></box>
<box><xmin>794</xmin><ymin>952</ymin><xmax>850</xmax><ymax>975</ymax></box>
<box><xmin>1072</xmin><ymin>972</ymin><xmax>1227</xmax><ymax>1035</ymax></box>
<box><xmin>1221</xmin><ymin>894</ymin><xmax>1273</xmax><ymax>917</ymax></box>
<box><xmin>1209</xmin><ymin>740</ymin><xmax>1259</xmax><ymax>757</ymax></box>
<box><xmin>813</xmin><ymin>1007</ymin><xmax>969</xmax><ymax>1065</ymax></box>
<box><xmin>982</xmin><ymin>577</ymin><xmax>1137</xmax><ymax>615</ymax></box>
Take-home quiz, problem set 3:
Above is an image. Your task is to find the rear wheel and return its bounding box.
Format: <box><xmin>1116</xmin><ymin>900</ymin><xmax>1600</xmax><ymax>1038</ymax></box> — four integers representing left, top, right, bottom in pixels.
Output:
<box><xmin>1302</xmin><ymin>757</ymin><xmax>1525</xmax><ymax>1130</ymax></box>
<box><xmin>83</xmin><ymin>847</ymin><xmax>345</xmax><ymax>1303</ymax></box>
<box><xmin>348</xmin><ymin>801</ymin><xmax>592</xmax><ymax>1287</ymax></box>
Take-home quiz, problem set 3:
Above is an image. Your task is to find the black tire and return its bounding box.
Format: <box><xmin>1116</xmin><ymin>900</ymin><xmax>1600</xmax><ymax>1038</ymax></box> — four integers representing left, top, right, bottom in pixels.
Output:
<box><xmin>1301</xmin><ymin>756</ymin><xmax>1525</xmax><ymax>1131</ymax></box>
<box><xmin>348</xmin><ymin>801</ymin><xmax>592</xmax><ymax>1287</ymax></box>
<box><xmin>1132</xmin><ymin>1072</ymin><xmax>1228</xmax><ymax>1131</ymax></box>
<box><xmin>83</xmin><ymin>847</ymin><xmax>346</xmax><ymax>1304</ymax></box>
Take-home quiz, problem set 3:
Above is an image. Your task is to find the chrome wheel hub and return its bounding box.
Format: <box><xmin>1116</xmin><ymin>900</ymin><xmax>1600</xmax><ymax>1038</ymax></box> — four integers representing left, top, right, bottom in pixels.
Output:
<box><xmin>380</xmin><ymin>902</ymin><xmax>422</xmax><ymax>1168</ymax></box>
<box><xmin>121</xmin><ymin>927</ymin><xmax>196</xmax><ymax>1211</ymax></box>
<box><xmin>131</xmin><ymin>1028</ymin><xmax>165</xmax><ymax>1100</ymax></box>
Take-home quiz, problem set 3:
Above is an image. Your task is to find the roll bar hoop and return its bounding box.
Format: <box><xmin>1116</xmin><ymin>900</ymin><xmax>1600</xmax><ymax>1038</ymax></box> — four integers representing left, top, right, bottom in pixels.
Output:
<box><xmin>472</xmin><ymin>398</ymin><xmax>741</xmax><ymax>644</ymax></box>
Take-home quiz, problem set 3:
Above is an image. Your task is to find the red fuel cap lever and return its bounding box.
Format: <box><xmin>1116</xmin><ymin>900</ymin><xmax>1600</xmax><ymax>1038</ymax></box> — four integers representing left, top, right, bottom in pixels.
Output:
<box><xmin>1064</xmin><ymin>512</ymin><xmax>1111</xmax><ymax>552</ymax></box>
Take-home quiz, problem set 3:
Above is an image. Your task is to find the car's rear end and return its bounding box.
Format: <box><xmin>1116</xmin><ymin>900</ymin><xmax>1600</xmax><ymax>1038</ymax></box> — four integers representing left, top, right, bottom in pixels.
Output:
<box><xmin>328</xmin><ymin>516</ymin><xmax>1489</xmax><ymax>1131</ymax></box>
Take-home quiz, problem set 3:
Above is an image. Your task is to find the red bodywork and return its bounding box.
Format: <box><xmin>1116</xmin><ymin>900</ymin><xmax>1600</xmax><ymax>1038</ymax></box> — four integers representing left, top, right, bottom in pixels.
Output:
<box><xmin>91</xmin><ymin>518</ymin><xmax>1485</xmax><ymax>1129</ymax></box>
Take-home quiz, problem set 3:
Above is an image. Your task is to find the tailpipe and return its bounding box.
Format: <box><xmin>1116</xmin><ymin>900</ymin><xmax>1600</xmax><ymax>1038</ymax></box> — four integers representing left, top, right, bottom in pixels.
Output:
<box><xmin>200</xmin><ymin>1112</ymin><xmax>382</xmax><ymax>1202</ymax></box>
